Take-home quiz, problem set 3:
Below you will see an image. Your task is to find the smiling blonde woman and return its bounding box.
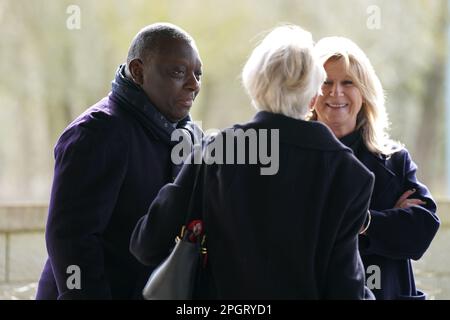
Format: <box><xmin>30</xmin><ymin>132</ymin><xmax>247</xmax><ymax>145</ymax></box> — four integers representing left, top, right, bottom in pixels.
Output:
<box><xmin>310</xmin><ymin>36</ymin><xmax>440</xmax><ymax>300</ymax></box>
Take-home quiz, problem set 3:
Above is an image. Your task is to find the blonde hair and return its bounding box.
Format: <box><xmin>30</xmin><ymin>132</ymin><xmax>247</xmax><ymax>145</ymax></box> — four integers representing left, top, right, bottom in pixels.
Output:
<box><xmin>242</xmin><ymin>25</ymin><xmax>326</xmax><ymax>120</ymax></box>
<box><xmin>308</xmin><ymin>36</ymin><xmax>402</xmax><ymax>155</ymax></box>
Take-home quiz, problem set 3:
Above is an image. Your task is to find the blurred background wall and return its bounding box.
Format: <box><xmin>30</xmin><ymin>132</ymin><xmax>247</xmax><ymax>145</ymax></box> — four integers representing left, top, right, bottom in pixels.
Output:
<box><xmin>0</xmin><ymin>0</ymin><xmax>449</xmax><ymax>299</ymax></box>
<box><xmin>0</xmin><ymin>0</ymin><xmax>448</xmax><ymax>202</ymax></box>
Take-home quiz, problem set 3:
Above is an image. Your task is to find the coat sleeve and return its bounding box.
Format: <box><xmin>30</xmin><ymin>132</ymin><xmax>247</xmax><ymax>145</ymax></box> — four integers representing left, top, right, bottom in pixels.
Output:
<box><xmin>325</xmin><ymin>171</ymin><xmax>375</xmax><ymax>300</ymax></box>
<box><xmin>130</xmin><ymin>148</ymin><xmax>203</xmax><ymax>267</ymax></box>
<box><xmin>45</xmin><ymin>125</ymin><xmax>128</xmax><ymax>299</ymax></box>
<box><xmin>359</xmin><ymin>150</ymin><xmax>440</xmax><ymax>260</ymax></box>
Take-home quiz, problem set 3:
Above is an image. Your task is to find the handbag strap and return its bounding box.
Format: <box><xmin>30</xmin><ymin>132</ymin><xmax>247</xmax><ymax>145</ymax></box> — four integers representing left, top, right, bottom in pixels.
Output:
<box><xmin>176</xmin><ymin>145</ymin><xmax>208</xmax><ymax>265</ymax></box>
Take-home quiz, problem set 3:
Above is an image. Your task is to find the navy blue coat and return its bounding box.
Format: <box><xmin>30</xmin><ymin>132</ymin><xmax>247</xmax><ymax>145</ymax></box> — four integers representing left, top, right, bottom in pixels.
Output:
<box><xmin>36</xmin><ymin>67</ymin><xmax>201</xmax><ymax>299</ymax></box>
<box><xmin>131</xmin><ymin>111</ymin><xmax>375</xmax><ymax>299</ymax></box>
<box><xmin>345</xmin><ymin>135</ymin><xmax>440</xmax><ymax>300</ymax></box>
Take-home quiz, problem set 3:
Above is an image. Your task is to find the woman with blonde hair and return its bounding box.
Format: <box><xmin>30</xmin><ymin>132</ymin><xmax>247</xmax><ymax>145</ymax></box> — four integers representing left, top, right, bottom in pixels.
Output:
<box><xmin>131</xmin><ymin>25</ymin><xmax>375</xmax><ymax>299</ymax></box>
<box><xmin>310</xmin><ymin>36</ymin><xmax>440</xmax><ymax>299</ymax></box>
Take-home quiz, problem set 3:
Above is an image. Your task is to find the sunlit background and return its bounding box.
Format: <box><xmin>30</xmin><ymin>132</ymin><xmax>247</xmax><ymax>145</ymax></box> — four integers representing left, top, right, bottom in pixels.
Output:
<box><xmin>0</xmin><ymin>0</ymin><xmax>449</xmax><ymax>299</ymax></box>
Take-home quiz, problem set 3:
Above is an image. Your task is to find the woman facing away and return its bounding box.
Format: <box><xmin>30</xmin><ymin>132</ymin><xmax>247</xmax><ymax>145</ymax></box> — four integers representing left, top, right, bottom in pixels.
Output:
<box><xmin>130</xmin><ymin>25</ymin><xmax>375</xmax><ymax>299</ymax></box>
<box><xmin>309</xmin><ymin>36</ymin><xmax>440</xmax><ymax>300</ymax></box>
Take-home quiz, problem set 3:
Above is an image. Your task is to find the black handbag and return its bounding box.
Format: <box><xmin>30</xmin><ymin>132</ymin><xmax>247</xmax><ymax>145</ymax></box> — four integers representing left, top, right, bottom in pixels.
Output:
<box><xmin>142</xmin><ymin>225</ymin><xmax>205</xmax><ymax>300</ymax></box>
<box><xmin>142</xmin><ymin>158</ymin><xmax>206</xmax><ymax>300</ymax></box>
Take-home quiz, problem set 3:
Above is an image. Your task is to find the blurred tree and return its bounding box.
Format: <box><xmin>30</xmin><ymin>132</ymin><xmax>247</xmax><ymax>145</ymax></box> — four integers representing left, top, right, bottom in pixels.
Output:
<box><xmin>0</xmin><ymin>0</ymin><xmax>447</xmax><ymax>201</ymax></box>
<box><xmin>414</xmin><ymin>0</ymin><xmax>447</xmax><ymax>193</ymax></box>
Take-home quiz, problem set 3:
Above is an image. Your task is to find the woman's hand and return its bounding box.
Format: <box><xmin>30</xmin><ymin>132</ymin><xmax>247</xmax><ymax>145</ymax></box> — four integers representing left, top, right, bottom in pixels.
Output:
<box><xmin>394</xmin><ymin>189</ymin><xmax>426</xmax><ymax>209</ymax></box>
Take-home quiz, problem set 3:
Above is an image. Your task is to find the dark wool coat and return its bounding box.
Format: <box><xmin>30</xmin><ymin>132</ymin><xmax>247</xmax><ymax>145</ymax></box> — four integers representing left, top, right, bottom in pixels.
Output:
<box><xmin>36</xmin><ymin>66</ymin><xmax>201</xmax><ymax>299</ymax></box>
<box><xmin>354</xmin><ymin>141</ymin><xmax>440</xmax><ymax>300</ymax></box>
<box><xmin>131</xmin><ymin>111</ymin><xmax>376</xmax><ymax>299</ymax></box>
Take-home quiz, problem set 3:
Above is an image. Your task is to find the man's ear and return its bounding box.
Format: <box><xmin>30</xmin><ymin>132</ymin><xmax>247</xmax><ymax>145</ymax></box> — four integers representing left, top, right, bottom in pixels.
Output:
<box><xmin>128</xmin><ymin>59</ymin><xmax>144</xmax><ymax>85</ymax></box>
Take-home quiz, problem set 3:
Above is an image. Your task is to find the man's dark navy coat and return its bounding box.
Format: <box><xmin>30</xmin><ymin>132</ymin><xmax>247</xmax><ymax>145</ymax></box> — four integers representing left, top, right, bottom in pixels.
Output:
<box><xmin>36</xmin><ymin>67</ymin><xmax>200</xmax><ymax>299</ymax></box>
<box><xmin>131</xmin><ymin>111</ymin><xmax>376</xmax><ymax>299</ymax></box>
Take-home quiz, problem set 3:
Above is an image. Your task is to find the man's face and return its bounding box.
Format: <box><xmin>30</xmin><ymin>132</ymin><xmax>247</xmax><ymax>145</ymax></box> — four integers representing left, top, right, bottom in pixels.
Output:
<box><xmin>140</xmin><ymin>38</ymin><xmax>202</xmax><ymax>122</ymax></box>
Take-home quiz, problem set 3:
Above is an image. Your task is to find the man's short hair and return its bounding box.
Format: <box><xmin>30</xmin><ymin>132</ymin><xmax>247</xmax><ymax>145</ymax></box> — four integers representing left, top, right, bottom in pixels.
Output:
<box><xmin>126</xmin><ymin>23</ymin><xmax>194</xmax><ymax>67</ymax></box>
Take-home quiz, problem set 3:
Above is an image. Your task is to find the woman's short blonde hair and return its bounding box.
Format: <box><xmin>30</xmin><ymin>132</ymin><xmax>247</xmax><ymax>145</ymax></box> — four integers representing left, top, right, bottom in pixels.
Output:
<box><xmin>308</xmin><ymin>36</ymin><xmax>402</xmax><ymax>155</ymax></box>
<box><xmin>242</xmin><ymin>25</ymin><xmax>326</xmax><ymax>120</ymax></box>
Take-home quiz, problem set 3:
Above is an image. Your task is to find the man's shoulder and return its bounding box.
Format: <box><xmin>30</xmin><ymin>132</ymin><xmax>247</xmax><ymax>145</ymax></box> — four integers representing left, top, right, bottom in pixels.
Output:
<box><xmin>68</xmin><ymin>96</ymin><xmax>129</xmax><ymax>130</ymax></box>
<box><xmin>56</xmin><ymin>97</ymin><xmax>130</xmax><ymax>150</ymax></box>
